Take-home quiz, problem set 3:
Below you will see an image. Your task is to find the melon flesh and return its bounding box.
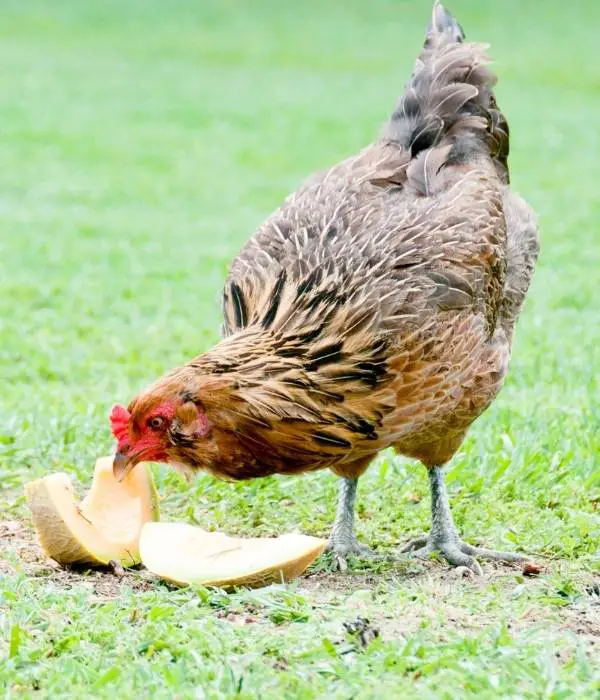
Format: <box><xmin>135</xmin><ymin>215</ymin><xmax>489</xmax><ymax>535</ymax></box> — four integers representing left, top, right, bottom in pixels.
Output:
<box><xmin>140</xmin><ymin>522</ymin><xmax>325</xmax><ymax>588</ymax></box>
<box><xmin>25</xmin><ymin>456</ymin><xmax>159</xmax><ymax>568</ymax></box>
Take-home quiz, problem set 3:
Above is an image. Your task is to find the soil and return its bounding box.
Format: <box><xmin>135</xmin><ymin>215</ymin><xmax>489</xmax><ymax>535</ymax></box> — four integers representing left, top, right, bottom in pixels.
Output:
<box><xmin>2</xmin><ymin>518</ymin><xmax>599</xmax><ymax>648</ymax></box>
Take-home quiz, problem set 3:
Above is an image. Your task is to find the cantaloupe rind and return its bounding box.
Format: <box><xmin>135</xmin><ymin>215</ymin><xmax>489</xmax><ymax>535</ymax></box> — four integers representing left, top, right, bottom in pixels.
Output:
<box><xmin>25</xmin><ymin>456</ymin><xmax>159</xmax><ymax>568</ymax></box>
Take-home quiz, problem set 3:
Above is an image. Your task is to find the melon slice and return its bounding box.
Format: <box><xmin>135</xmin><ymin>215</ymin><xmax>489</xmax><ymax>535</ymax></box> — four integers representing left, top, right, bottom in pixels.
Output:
<box><xmin>140</xmin><ymin>522</ymin><xmax>325</xmax><ymax>588</ymax></box>
<box><xmin>25</xmin><ymin>456</ymin><xmax>159</xmax><ymax>568</ymax></box>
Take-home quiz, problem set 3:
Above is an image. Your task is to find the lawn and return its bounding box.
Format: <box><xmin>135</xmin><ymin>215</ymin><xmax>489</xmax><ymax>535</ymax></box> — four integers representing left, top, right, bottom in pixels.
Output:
<box><xmin>1</xmin><ymin>0</ymin><xmax>599</xmax><ymax>697</ymax></box>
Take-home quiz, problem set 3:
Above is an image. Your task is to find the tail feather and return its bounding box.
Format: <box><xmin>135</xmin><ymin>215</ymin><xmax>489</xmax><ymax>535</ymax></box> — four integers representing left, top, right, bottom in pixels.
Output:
<box><xmin>384</xmin><ymin>2</ymin><xmax>509</xmax><ymax>183</ymax></box>
<box><xmin>427</xmin><ymin>1</ymin><xmax>465</xmax><ymax>44</ymax></box>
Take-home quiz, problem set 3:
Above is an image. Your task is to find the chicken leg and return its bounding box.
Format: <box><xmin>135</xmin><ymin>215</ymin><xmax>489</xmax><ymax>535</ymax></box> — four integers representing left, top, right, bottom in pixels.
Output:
<box><xmin>326</xmin><ymin>477</ymin><xmax>378</xmax><ymax>571</ymax></box>
<box><xmin>403</xmin><ymin>466</ymin><xmax>526</xmax><ymax>574</ymax></box>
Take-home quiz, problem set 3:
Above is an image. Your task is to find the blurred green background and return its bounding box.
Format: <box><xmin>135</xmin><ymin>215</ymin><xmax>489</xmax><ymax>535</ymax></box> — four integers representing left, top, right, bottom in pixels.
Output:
<box><xmin>1</xmin><ymin>1</ymin><xmax>599</xmax><ymax>697</ymax></box>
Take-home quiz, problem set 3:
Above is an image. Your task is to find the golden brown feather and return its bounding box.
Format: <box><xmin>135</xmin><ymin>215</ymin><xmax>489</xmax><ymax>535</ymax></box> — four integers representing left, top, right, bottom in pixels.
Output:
<box><xmin>112</xmin><ymin>4</ymin><xmax>539</xmax><ymax>567</ymax></box>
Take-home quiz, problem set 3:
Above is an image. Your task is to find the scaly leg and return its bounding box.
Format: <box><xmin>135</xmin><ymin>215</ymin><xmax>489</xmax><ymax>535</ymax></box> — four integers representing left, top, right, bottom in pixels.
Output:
<box><xmin>326</xmin><ymin>477</ymin><xmax>378</xmax><ymax>571</ymax></box>
<box><xmin>403</xmin><ymin>466</ymin><xmax>526</xmax><ymax>575</ymax></box>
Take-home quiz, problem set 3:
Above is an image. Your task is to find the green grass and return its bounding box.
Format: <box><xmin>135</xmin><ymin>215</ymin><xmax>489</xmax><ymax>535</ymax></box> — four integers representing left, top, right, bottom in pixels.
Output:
<box><xmin>1</xmin><ymin>0</ymin><xmax>600</xmax><ymax>697</ymax></box>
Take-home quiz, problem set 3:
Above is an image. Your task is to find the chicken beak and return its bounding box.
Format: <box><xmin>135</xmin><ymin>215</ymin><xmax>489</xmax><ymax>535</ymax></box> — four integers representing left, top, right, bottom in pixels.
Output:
<box><xmin>113</xmin><ymin>451</ymin><xmax>136</xmax><ymax>482</ymax></box>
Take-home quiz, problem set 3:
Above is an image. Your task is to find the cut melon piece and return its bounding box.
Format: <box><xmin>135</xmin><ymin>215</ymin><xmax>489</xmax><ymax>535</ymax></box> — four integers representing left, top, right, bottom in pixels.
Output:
<box><xmin>25</xmin><ymin>456</ymin><xmax>159</xmax><ymax>568</ymax></box>
<box><xmin>140</xmin><ymin>522</ymin><xmax>325</xmax><ymax>588</ymax></box>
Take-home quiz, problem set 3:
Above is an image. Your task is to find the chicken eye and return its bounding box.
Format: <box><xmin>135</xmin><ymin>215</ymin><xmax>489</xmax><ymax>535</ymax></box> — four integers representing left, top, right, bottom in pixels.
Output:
<box><xmin>148</xmin><ymin>416</ymin><xmax>165</xmax><ymax>430</ymax></box>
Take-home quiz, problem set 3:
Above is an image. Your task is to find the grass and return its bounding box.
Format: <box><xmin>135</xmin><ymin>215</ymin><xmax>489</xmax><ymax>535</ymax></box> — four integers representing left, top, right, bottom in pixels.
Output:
<box><xmin>1</xmin><ymin>0</ymin><xmax>599</xmax><ymax>696</ymax></box>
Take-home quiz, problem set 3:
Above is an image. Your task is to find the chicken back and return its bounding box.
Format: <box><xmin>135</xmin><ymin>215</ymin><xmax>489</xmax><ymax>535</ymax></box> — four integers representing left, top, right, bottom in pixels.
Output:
<box><xmin>113</xmin><ymin>3</ymin><xmax>538</xmax><ymax>492</ymax></box>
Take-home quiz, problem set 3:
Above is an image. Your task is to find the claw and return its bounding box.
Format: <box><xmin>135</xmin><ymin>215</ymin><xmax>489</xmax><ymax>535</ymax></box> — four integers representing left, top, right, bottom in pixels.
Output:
<box><xmin>406</xmin><ymin>466</ymin><xmax>526</xmax><ymax>575</ymax></box>
<box><xmin>331</xmin><ymin>553</ymin><xmax>349</xmax><ymax>573</ymax></box>
<box><xmin>401</xmin><ymin>536</ymin><xmax>429</xmax><ymax>553</ymax></box>
<box><xmin>464</xmin><ymin>544</ymin><xmax>527</xmax><ymax>564</ymax></box>
<box><xmin>407</xmin><ymin>543</ymin><xmax>434</xmax><ymax>559</ymax></box>
<box><xmin>453</xmin><ymin>565</ymin><xmax>476</xmax><ymax>579</ymax></box>
<box><xmin>403</xmin><ymin>534</ymin><xmax>522</xmax><ymax>575</ymax></box>
<box><xmin>326</xmin><ymin>537</ymin><xmax>381</xmax><ymax>571</ymax></box>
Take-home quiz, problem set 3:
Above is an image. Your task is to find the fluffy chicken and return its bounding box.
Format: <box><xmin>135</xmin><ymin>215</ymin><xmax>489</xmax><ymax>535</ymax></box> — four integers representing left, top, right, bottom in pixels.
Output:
<box><xmin>111</xmin><ymin>3</ymin><xmax>539</xmax><ymax>573</ymax></box>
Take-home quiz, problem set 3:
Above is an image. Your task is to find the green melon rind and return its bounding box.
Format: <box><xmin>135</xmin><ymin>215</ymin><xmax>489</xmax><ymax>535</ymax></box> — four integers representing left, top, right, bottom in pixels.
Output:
<box><xmin>25</xmin><ymin>464</ymin><xmax>159</xmax><ymax>568</ymax></box>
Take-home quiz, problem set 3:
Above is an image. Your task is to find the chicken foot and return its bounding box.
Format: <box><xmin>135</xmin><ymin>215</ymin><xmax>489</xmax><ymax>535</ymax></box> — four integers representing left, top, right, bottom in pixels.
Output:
<box><xmin>326</xmin><ymin>477</ymin><xmax>379</xmax><ymax>571</ymax></box>
<box><xmin>403</xmin><ymin>466</ymin><xmax>526</xmax><ymax>575</ymax></box>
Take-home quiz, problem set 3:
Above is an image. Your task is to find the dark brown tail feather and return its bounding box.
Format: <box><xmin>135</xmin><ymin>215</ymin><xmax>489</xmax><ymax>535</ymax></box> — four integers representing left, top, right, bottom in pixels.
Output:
<box><xmin>427</xmin><ymin>1</ymin><xmax>465</xmax><ymax>44</ymax></box>
<box><xmin>384</xmin><ymin>2</ymin><xmax>510</xmax><ymax>183</ymax></box>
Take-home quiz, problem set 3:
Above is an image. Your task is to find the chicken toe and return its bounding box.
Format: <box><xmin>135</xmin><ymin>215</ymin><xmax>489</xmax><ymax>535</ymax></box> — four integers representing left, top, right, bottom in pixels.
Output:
<box><xmin>326</xmin><ymin>537</ymin><xmax>380</xmax><ymax>572</ymax></box>
<box><xmin>402</xmin><ymin>466</ymin><xmax>526</xmax><ymax>574</ymax></box>
<box><xmin>404</xmin><ymin>535</ymin><xmax>527</xmax><ymax>574</ymax></box>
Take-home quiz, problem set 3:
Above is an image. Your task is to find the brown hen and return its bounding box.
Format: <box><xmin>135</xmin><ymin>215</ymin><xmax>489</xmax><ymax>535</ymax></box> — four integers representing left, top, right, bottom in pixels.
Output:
<box><xmin>111</xmin><ymin>3</ymin><xmax>539</xmax><ymax>573</ymax></box>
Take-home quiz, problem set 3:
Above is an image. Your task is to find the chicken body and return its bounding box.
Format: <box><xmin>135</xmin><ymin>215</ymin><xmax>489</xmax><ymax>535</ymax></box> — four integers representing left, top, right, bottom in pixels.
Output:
<box><xmin>113</xmin><ymin>3</ymin><xmax>539</xmax><ymax>573</ymax></box>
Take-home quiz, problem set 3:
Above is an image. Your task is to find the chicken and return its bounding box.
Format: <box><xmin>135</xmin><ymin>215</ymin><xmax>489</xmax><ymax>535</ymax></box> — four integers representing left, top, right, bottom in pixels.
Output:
<box><xmin>110</xmin><ymin>2</ymin><xmax>539</xmax><ymax>574</ymax></box>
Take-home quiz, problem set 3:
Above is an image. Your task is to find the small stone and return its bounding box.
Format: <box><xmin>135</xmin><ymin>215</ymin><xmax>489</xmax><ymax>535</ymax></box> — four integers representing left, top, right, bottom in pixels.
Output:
<box><xmin>342</xmin><ymin>616</ymin><xmax>380</xmax><ymax>649</ymax></box>
<box><xmin>522</xmin><ymin>562</ymin><xmax>543</xmax><ymax>577</ymax></box>
<box><xmin>454</xmin><ymin>565</ymin><xmax>476</xmax><ymax>579</ymax></box>
<box><xmin>585</xmin><ymin>581</ymin><xmax>600</xmax><ymax>597</ymax></box>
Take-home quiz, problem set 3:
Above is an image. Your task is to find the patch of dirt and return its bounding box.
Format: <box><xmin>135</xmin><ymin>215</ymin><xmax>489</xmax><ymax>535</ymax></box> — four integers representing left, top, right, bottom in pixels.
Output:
<box><xmin>561</xmin><ymin>604</ymin><xmax>600</xmax><ymax>644</ymax></box>
<box><xmin>3</xmin><ymin>519</ymin><xmax>600</xmax><ymax>649</ymax></box>
<box><xmin>301</xmin><ymin>557</ymin><xmax>523</xmax><ymax>596</ymax></box>
<box><xmin>302</xmin><ymin>570</ymin><xmax>387</xmax><ymax>594</ymax></box>
<box><xmin>0</xmin><ymin>520</ymin><xmax>156</xmax><ymax>600</ymax></box>
<box><xmin>300</xmin><ymin>557</ymin><xmax>600</xmax><ymax>646</ymax></box>
<box><xmin>0</xmin><ymin>520</ymin><xmax>41</xmax><ymax>570</ymax></box>
<box><xmin>301</xmin><ymin>561</ymin><xmax>521</xmax><ymax>638</ymax></box>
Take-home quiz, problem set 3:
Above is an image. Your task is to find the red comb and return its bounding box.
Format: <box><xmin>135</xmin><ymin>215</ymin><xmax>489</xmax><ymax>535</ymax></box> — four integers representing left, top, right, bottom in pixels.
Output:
<box><xmin>110</xmin><ymin>404</ymin><xmax>130</xmax><ymax>442</ymax></box>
